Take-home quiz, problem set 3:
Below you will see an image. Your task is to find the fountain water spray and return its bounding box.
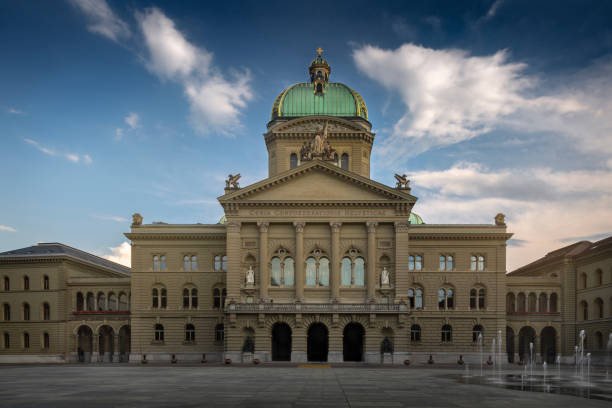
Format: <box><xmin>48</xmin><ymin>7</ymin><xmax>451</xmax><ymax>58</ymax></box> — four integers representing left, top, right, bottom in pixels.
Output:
<box><xmin>607</xmin><ymin>333</ymin><xmax>612</xmax><ymax>382</ymax></box>
<box><xmin>497</xmin><ymin>329</ymin><xmax>503</xmax><ymax>382</ymax></box>
<box><xmin>529</xmin><ymin>342</ymin><xmax>534</xmax><ymax>378</ymax></box>
<box><xmin>556</xmin><ymin>354</ymin><xmax>561</xmax><ymax>380</ymax></box>
<box><xmin>478</xmin><ymin>333</ymin><xmax>483</xmax><ymax>377</ymax></box>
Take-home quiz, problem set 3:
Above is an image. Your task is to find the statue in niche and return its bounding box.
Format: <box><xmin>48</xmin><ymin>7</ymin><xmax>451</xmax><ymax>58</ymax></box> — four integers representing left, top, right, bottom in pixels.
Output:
<box><xmin>131</xmin><ymin>213</ymin><xmax>143</xmax><ymax>226</ymax></box>
<box><xmin>226</xmin><ymin>174</ymin><xmax>241</xmax><ymax>189</ymax></box>
<box><xmin>380</xmin><ymin>267</ymin><xmax>390</xmax><ymax>286</ymax></box>
<box><xmin>245</xmin><ymin>265</ymin><xmax>255</xmax><ymax>286</ymax></box>
<box><xmin>381</xmin><ymin>337</ymin><xmax>393</xmax><ymax>354</ymax></box>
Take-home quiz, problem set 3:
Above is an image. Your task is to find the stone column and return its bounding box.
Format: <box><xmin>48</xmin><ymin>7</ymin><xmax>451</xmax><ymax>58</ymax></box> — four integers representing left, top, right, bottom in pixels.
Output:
<box><xmin>112</xmin><ymin>333</ymin><xmax>120</xmax><ymax>363</ymax></box>
<box><xmin>330</xmin><ymin>222</ymin><xmax>342</xmax><ymax>300</ymax></box>
<box><xmin>258</xmin><ymin>222</ymin><xmax>269</xmax><ymax>300</ymax></box>
<box><xmin>394</xmin><ymin>221</ymin><xmax>410</xmax><ymax>303</ymax></box>
<box><xmin>294</xmin><ymin>222</ymin><xmax>305</xmax><ymax>301</ymax></box>
<box><xmin>226</xmin><ymin>221</ymin><xmax>242</xmax><ymax>303</ymax></box>
<box><xmin>366</xmin><ymin>222</ymin><xmax>378</xmax><ymax>300</ymax></box>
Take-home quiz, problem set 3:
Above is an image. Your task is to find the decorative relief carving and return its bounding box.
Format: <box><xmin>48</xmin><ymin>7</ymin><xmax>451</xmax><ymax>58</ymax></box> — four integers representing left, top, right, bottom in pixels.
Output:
<box><xmin>366</xmin><ymin>222</ymin><xmax>378</xmax><ymax>233</ymax></box>
<box><xmin>340</xmin><ymin>239</ymin><xmax>366</xmax><ymax>255</ymax></box>
<box><xmin>304</xmin><ymin>239</ymin><xmax>330</xmax><ymax>254</ymax></box>
<box><xmin>329</xmin><ymin>222</ymin><xmax>342</xmax><ymax>233</ymax></box>
<box><xmin>293</xmin><ymin>222</ymin><xmax>305</xmax><ymax>233</ymax></box>
<box><xmin>257</xmin><ymin>222</ymin><xmax>269</xmax><ymax>233</ymax></box>
<box><xmin>378</xmin><ymin>240</ymin><xmax>393</xmax><ymax>249</ymax></box>
<box><xmin>394</xmin><ymin>221</ymin><xmax>410</xmax><ymax>232</ymax></box>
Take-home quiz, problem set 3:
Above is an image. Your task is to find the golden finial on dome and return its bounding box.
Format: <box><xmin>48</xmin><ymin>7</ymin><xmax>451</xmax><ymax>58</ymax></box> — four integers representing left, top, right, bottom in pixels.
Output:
<box><xmin>316</xmin><ymin>47</ymin><xmax>324</xmax><ymax>57</ymax></box>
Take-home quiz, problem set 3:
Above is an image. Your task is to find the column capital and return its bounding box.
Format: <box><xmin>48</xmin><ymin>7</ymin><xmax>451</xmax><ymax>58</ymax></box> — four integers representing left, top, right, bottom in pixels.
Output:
<box><xmin>329</xmin><ymin>222</ymin><xmax>342</xmax><ymax>233</ymax></box>
<box><xmin>366</xmin><ymin>222</ymin><xmax>378</xmax><ymax>233</ymax></box>
<box><xmin>257</xmin><ymin>222</ymin><xmax>269</xmax><ymax>232</ymax></box>
<box><xmin>226</xmin><ymin>221</ymin><xmax>241</xmax><ymax>232</ymax></box>
<box><xmin>293</xmin><ymin>222</ymin><xmax>305</xmax><ymax>233</ymax></box>
<box><xmin>394</xmin><ymin>221</ymin><xmax>410</xmax><ymax>232</ymax></box>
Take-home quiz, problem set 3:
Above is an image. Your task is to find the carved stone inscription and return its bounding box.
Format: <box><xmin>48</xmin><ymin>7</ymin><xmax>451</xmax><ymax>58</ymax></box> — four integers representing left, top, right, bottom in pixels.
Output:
<box><xmin>247</xmin><ymin>209</ymin><xmax>392</xmax><ymax>217</ymax></box>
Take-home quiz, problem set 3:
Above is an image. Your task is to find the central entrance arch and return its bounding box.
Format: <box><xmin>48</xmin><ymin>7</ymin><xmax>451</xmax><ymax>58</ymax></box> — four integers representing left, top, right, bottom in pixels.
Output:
<box><xmin>307</xmin><ymin>323</ymin><xmax>328</xmax><ymax>362</ymax></box>
<box><xmin>272</xmin><ymin>323</ymin><xmax>292</xmax><ymax>361</ymax></box>
<box><xmin>343</xmin><ymin>323</ymin><xmax>364</xmax><ymax>362</ymax></box>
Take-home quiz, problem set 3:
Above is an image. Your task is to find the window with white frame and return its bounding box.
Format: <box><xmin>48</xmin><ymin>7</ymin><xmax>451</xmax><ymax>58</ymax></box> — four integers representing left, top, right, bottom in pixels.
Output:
<box><xmin>438</xmin><ymin>288</ymin><xmax>454</xmax><ymax>310</ymax></box>
<box><xmin>407</xmin><ymin>287</ymin><xmax>424</xmax><ymax>309</ymax></box>
<box><xmin>340</xmin><ymin>248</ymin><xmax>365</xmax><ymax>287</ymax></box>
<box><xmin>439</xmin><ymin>255</ymin><xmax>453</xmax><ymax>271</ymax></box>
<box><xmin>184</xmin><ymin>255</ymin><xmax>197</xmax><ymax>271</ymax></box>
<box><xmin>470</xmin><ymin>255</ymin><xmax>485</xmax><ymax>271</ymax></box>
<box><xmin>408</xmin><ymin>255</ymin><xmax>423</xmax><ymax>271</ymax></box>
<box><xmin>270</xmin><ymin>248</ymin><xmax>295</xmax><ymax>287</ymax></box>
<box><xmin>306</xmin><ymin>249</ymin><xmax>330</xmax><ymax>287</ymax></box>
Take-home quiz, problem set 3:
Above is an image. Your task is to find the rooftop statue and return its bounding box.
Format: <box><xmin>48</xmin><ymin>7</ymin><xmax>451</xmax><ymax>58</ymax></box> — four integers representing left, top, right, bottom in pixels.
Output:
<box><xmin>300</xmin><ymin>120</ymin><xmax>336</xmax><ymax>162</ymax></box>
<box><xmin>394</xmin><ymin>174</ymin><xmax>410</xmax><ymax>190</ymax></box>
<box><xmin>226</xmin><ymin>174</ymin><xmax>241</xmax><ymax>189</ymax></box>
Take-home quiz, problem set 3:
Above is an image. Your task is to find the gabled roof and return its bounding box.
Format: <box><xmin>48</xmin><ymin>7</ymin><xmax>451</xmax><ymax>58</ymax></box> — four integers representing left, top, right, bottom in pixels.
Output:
<box><xmin>218</xmin><ymin>159</ymin><xmax>417</xmax><ymax>205</ymax></box>
<box><xmin>0</xmin><ymin>242</ymin><xmax>130</xmax><ymax>276</ymax></box>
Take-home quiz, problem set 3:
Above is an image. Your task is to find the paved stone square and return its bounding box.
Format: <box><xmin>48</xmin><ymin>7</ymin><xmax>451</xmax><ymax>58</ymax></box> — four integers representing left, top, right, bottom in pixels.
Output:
<box><xmin>0</xmin><ymin>364</ymin><xmax>609</xmax><ymax>408</ymax></box>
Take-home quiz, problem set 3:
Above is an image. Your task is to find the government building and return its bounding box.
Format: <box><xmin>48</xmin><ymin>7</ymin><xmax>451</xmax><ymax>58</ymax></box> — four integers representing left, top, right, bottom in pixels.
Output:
<box><xmin>1</xmin><ymin>51</ymin><xmax>610</xmax><ymax>364</ymax></box>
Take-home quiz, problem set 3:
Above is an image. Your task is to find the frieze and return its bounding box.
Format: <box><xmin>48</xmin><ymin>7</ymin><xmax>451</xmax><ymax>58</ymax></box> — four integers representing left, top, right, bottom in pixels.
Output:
<box><xmin>246</xmin><ymin>208</ymin><xmax>392</xmax><ymax>217</ymax></box>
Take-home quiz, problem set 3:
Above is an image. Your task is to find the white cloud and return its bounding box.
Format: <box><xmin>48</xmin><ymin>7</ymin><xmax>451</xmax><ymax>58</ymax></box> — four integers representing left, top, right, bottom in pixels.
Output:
<box><xmin>485</xmin><ymin>0</ymin><xmax>504</xmax><ymax>20</ymax></box>
<box><xmin>7</xmin><ymin>107</ymin><xmax>25</xmax><ymax>115</ymax></box>
<box><xmin>25</xmin><ymin>138</ymin><xmax>92</xmax><ymax>164</ymax></box>
<box><xmin>137</xmin><ymin>8</ymin><xmax>253</xmax><ymax>135</ymax></box>
<box><xmin>114</xmin><ymin>128</ymin><xmax>124</xmax><ymax>140</ymax></box>
<box><xmin>69</xmin><ymin>0</ymin><xmax>130</xmax><ymax>42</ymax></box>
<box><xmin>408</xmin><ymin>162</ymin><xmax>612</xmax><ymax>271</ymax></box>
<box><xmin>93</xmin><ymin>215</ymin><xmax>128</xmax><ymax>222</ymax></box>
<box><xmin>352</xmin><ymin>44</ymin><xmax>606</xmax><ymax>159</ymax></box>
<box><xmin>0</xmin><ymin>225</ymin><xmax>16</xmax><ymax>232</ymax></box>
<box><xmin>102</xmin><ymin>241</ymin><xmax>131</xmax><ymax>267</ymax></box>
<box><xmin>124</xmin><ymin>112</ymin><xmax>139</xmax><ymax>129</ymax></box>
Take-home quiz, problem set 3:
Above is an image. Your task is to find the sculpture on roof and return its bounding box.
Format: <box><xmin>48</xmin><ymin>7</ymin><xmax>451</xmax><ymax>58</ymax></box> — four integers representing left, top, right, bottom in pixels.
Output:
<box><xmin>495</xmin><ymin>213</ymin><xmax>506</xmax><ymax>226</ymax></box>
<box><xmin>226</xmin><ymin>174</ymin><xmax>241</xmax><ymax>189</ymax></box>
<box><xmin>394</xmin><ymin>174</ymin><xmax>410</xmax><ymax>190</ymax></box>
<box><xmin>132</xmin><ymin>213</ymin><xmax>143</xmax><ymax>226</ymax></box>
<box><xmin>300</xmin><ymin>120</ymin><xmax>336</xmax><ymax>162</ymax></box>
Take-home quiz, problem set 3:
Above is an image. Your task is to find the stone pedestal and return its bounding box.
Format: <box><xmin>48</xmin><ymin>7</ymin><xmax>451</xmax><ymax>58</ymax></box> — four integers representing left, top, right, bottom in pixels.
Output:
<box><xmin>291</xmin><ymin>351</ymin><xmax>307</xmax><ymax>363</ymax></box>
<box><xmin>382</xmin><ymin>353</ymin><xmax>393</xmax><ymax>364</ymax></box>
<box><xmin>328</xmin><ymin>351</ymin><xmax>343</xmax><ymax>363</ymax></box>
<box><xmin>242</xmin><ymin>352</ymin><xmax>253</xmax><ymax>364</ymax></box>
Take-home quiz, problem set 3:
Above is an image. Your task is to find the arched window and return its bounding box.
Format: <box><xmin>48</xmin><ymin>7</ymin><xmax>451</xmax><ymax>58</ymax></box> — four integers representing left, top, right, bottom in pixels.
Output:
<box><xmin>23</xmin><ymin>332</ymin><xmax>29</xmax><ymax>348</ymax></box>
<box><xmin>118</xmin><ymin>293</ymin><xmax>128</xmax><ymax>311</ymax></box>
<box><xmin>160</xmin><ymin>255</ymin><xmax>166</xmax><ymax>271</ymax></box>
<box><xmin>438</xmin><ymin>288</ymin><xmax>454</xmax><ymax>310</ymax></box>
<box><xmin>340</xmin><ymin>250</ymin><xmax>365</xmax><ymax>287</ymax></box>
<box><xmin>185</xmin><ymin>324</ymin><xmax>195</xmax><ymax>342</ymax></box>
<box><xmin>214</xmin><ymin>255</ymin><xmax>222</xmax><ymax>271</ymax></box>
<box><xmin>408</xmin><ymin>255</ymin><xmax>422</xmax><ymax>271</ymax></box>
<box><xmin>549</xmin><ymin>293</ymin><xmax>558</xmax><ymax>312</ymax></box>
<box><xmin>86</xmin><ymin>292</ymin><xmax>94</xmax><ymax>311</ymax></box>
<box><xmin>439</xmin><ymin>255</ymin><xmax>453</xmax><ymax>271</ymax></box>
<box><xmin>472</xmin><ymin>325</ymin><xmax>483</xmax><ymax>343</ymax></box>
<box><xmin>43</xmin><ymin>275</ymin><xmax>49</xmax><ymax>290</ymax></box>
<box><xmin>319</xmin><ymin>257</ymin><xmax>330</xmax><ymax>286</ymax></box>
<box><xmin>341</xmin><ymin>257</ymin><xmax>352</xmax><ymax>286</ymax></box>
<box><xmin>284</xmin><ymin>257</ymin><xmax>295</xmax><ymax>287</ymax></box>
<box><xmin>538</xmin><ymin>293</ymin><xmax>547</xmax><ymax>312</ymax></box>
<box><xmin>3</xmin><ymin>276</ymin><xmax>8</xmax><ymax>291</ymax></box>
<box><xmin>23</xmin><ymin>303</ymin><xmax>30</xmax><ymax>321</ymax></box>
<box><xmin>183</xmin><ymin>255</ymin><xmax>197</xmax><ymax>271</ymax></box>
<box><xmin>191</xmin><ymin>288</ymin><xmax>198</xmax><ymax>308</ymax></box>
<box><xmin>43</xmin><ymin>332</ymin><xmax>50</xmax><ymax>349</ymax></box>
<box><xmin>596</xmin><ymin>269</ymin><xmax>603</xmax><ymax>286</ymax></box>
<box><xmin>415</xmin><ymin>288</ymin><xmax>423</xmax><ymax>309</ymax></box>
<box><xmin>341</xmin><ymin>153</ymin><xmax>349</xmax><ymax>170</ymax></box>
<box><xmin>152</xmin><ymin>288</ymin><xmax>159</xmax><ymax>308</ymax></box>
<box><xmin>108</xmin><ymin>293</ymin><xmax>117</xmax><ymax>311</ymax></box>
<box><xmin>271</xmin><ymin>257</ymin><xmax>281</xmax><ymax>286</ymax></box>
<box><xmin>3</xmin><ymin>332</ymin><xmax>9</xmax><ymax>348</ymax></box>
<box><xmin>594</xmin><ymin>298</ymin><xmax>603</xmax><ymax>319</ymax></box>
<box><xmin>191</xmin><ymin>256</ymin><xmax>197</xmax><ymax>271</ymax></box>
<box><xmin>517</xmin><ymin>292</ymin><xmax>526</xmax><ymax>312</ymax></box>
<box><xmin>2</xmin><ymin>303</ymin><xmax>10</xmax><ymax>321</ymax></box>
<box><xmin>527</xmin><ymin>293</ymin><xmax>537</xmax><ymax>312</ymax></box>
<box><xmin>76</xmin><ymin>292</ymin><xmax>84</xmax><ymax>311</ymax></box>
<box><xmin>580</xmin><ymin>300</ymin><xmax>588</xmax><ymax>320</ymax></box>
<box><xmin>97</xmin><ymin>292</ymin><xmax>106</xmax><ymax>311</ymax></box>
<box><xmin>23</xmin><ymin>276</ymin><xmax>29</xmax><ymax>290</ymax></box>
<box><xmin>410</xmin><ymin>324</ymin><xmax>421</xmax><ymax>342</ymax></box>
<box><xmin>184</xmin><ymin>256</ymin><xmax>190</xmax><ymax>271</ymax></box>
<box><xmin>160</xmin><ymin>288</ymin><xmax>167</xmax><ymax>308</ymax></box>
<box><xmin>441</xmin><ymin>325</ymin><xmax>452</xmax><ymax>342</ymax></box>
<box><xmin>333</xmin><ymin>153</ymin><xmax>339</xmax><ymax>166</ymax></box>
<box><xmin>478</xmin><ymin>288</ymin><xmax>486</xmax><ymax>309</ymax></box>
<box><xmin>213</xmin><ymin>287</ymin><xmax>226</xmax><ymax>309</ymax></box>
<box><xmin>183</xmin><ymin>288</ymin><xmax>190</xmax><ymax>308</ymax></box>
<box><xmin>290</xmin><ymin>153</ymin><xmax>298</xmax><ymax>169</ymax></box>
<box><xmin>506</xmin><ymin>293</ymin><xmax>516</xmax><ymax>312</ymax></box>
<box><xmin>43</xmin><ymin>303</ymin><xmax>50</xmax><ymax>320</ymax></box>
<box><xmin>215</xmin><ymin>324</ymin><xmax>224</xmax><ymax>342</ymax></box>
<box><xmin>154</xmin><ymin>324</ymin><xmax>164</xmax><ymax>341</ymax></box>
<box><xmin>580</xmin><ymin>273</ymin><xmax>587</xmax><ymax>289</ymax></box>
<box><xmin>470</xmin><ymin>289</ymin><xmax>477</xmax><ymax>310</ymax></box>
<box><xmin>305</xmin><ymin>250</ymin><xmax>330</xmax><ymax>287</ymax></box>
<box><xmin>470</xmin><ymin>255</ymin><xmax>485</xmax><ymax>271</ymax></box>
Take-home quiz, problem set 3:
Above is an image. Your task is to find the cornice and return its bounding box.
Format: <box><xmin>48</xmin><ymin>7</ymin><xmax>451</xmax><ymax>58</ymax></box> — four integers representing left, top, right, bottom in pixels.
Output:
<box><xmin>0</xmin><ymin>255</ymin><xmax>129</xmax><ymax>277</ymax></box>
<box><xmin>409</xmin><ymin>232</ymin><xmax>513</xmax><ymax>241</ymax></box>
<box><xmin>124</xmin><ymin>232</ymin><xmax>227</xmax><ymax>240</ymax></box>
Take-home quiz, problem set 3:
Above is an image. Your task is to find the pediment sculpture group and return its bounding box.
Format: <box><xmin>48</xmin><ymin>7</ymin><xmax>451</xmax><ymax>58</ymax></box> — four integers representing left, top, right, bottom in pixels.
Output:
<box><xmin>300</xmin><ymin>120</ymin><xmax>336</xmax><ymax>161</ymax></box>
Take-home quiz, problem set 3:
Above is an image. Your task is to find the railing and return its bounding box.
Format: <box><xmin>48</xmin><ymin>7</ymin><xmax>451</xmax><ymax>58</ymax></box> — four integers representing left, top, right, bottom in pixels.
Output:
<box><xmin>507</xmin><ymin>311</ymin><xmax>560</xmax><ymax>315</ymax></box>
<box><xmin>226</xmin><ymin>303</ymin><xmax>408</xmax><ymax>313</ymax></box>
<box><xmin>72</xmin><ymin>310</ymin><xmax>130</xmax><ymax>315</ymax></box>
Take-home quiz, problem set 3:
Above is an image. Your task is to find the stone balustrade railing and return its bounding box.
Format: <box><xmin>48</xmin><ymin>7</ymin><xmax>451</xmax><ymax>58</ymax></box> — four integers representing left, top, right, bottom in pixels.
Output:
<box><xmin>226</xmin><ymin>303</ymin><xmax>408</xmax><ymax>313</ymax></box>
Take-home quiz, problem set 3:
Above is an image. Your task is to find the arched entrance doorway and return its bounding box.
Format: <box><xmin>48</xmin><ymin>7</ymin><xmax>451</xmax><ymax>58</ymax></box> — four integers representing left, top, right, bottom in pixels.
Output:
<box><xmin>98</xmin><ymin>325</ymin><xmax>114</xmax><ymax>362</ymax></box>
<box><xmin>506</xmin><ymin>326</ymin><xmax>515</xmax><ymax>363</ymax></box>
<box><xmin>272</xmin><ymin>323</ymin><xmax>292</xmax><ymax>361</ymax></box>
<box><xmin>343</xmin><ymin>323</ymin><xmax>364</xmax><ymax>362</ymax></box>
<box><xmin>541</xmin><ymin>326</ymin><xmax>556</xmax><ymax>364</ymax></box>
<box><xmin>307</xmin><ymin>323</ymin><xmax>328</xmax><ymax>362</ymax></box>
<box><xmin>518</xmin><ymin>326</ymin><xmax>536</xmax><ymax>363</ymax></box>
<box><xmin>77</xmin><ymin>325</ymin><xmax>93</xmax><ymax>363</ymax></box>
<box><xmin>119</xmin><ymin>325</ymin><xmax>130</xmax><ymax>362</ymax></box>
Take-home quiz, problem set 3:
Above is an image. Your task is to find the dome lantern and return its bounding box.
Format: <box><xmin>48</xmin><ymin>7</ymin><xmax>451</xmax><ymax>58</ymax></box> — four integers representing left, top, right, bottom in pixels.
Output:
<box><xmin>309</xmin><ymin>47</ymin><xmax>331</xmax><ymax>94</ymax></box>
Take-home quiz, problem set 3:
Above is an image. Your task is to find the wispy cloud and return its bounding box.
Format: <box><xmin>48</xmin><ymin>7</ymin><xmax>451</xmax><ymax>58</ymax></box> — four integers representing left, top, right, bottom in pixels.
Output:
<box><xmin>24</xmin><ymin>138</ymin><xmax>92</xmax><ymax>164</ymax></box>
<box><xmin>102</xmin><ymin>241</ymin><xmax>131</xmax><ymax>267</ymax></box>
<box><xmin>7</xmin><ymin>107</ymin><xmax>25</xmax><ymax>115</ymax></box>
<box><xmin>68</xmin><ymin>0</ymin><xmax>130</xmax><ymax>42</ymax></box>
<box><xmin>137</xmin><ymin>8</ymin><xmax>253</xmax><ymax>135</ymax></box>
<box><xmin>351</xmin><ymin>44</ymin><xmax>612</xmax><ymax>161</ymax></box>
<box><xmin>125</xmin><ymin>112</ymin><xmax>139</xmax><ymax>129</ymax></box>
<box><xmin>93</xmin><ymin>214</ymin><xmax>128</xmax><ymax>222</ymax></box>
<box><xmin>114</xmin><ymin>128</ymin><xmax>124</xmax><ymax>140</ymax></box>
<box><xmin>0</xmin><ymin>225</ymin><xmax>17</xmax><ymax>232</ymax></box>
<box><xmin>485</xmin><ymin>0</ymin><xmax>504</xmax><ymax>20</ymax></box>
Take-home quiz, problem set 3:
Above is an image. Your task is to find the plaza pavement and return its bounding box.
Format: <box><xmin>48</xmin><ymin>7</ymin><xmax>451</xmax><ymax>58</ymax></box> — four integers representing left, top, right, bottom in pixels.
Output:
<box><xmin>0</xmin><ymin>363</ymin><xmax>608</xmax><ymax>408</ymax></box>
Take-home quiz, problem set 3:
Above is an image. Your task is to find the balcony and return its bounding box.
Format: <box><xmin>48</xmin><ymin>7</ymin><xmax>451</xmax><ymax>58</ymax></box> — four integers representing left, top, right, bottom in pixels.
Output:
<box><xmin>226</xmin><ymin>303</ymin><xmax>408</xmax><ymax>314</ymax></box>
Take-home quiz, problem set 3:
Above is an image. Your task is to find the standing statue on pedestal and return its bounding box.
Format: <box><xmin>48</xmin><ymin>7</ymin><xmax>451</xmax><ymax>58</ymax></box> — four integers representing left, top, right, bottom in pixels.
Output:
<box><xmin>380</xmin><ymin>267</ymin><xmax>390</xmax><ymax>286</ymax></box>
<box><xmin>245</xmin><ymin>265</ymin><xmax>255</xmax><ymax>286</ymax></box>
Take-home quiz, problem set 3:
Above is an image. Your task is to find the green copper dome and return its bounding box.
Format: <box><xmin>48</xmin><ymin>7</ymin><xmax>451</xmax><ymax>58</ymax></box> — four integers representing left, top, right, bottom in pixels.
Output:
<box><xmin>409</xmin><ymin>212</ymin><xmax>424</xmax><ymax>225</ymax></box>
<box><xmin>271</xmin><ymin>82</ymin><xmax>368</xmax><ymax>120</ymax></box>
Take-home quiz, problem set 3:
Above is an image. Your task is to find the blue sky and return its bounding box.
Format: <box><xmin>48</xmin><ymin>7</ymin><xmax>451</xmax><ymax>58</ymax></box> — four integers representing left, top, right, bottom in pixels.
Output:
<box><xmin>1</xmin><ymin>0</ymin><xmax>611</xmax><ymax>269</ymax></box>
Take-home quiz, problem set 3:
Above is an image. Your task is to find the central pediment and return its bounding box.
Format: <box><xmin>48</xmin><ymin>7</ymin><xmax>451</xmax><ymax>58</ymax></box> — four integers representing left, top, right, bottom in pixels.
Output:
<box><xmin>218</xmin><ymin>160</ymin><xmax>417</xmax><ymax>207</ymax></box>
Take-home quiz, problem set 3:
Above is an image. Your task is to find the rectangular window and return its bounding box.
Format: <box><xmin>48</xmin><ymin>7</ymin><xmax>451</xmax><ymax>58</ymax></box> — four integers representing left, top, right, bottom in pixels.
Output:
<box><xmin>415</xmin><ymin>255</ymin><xmax>422</xmax><ymax>271</ymax></box>
<box><xmin>408</xmin><ymin>256</ymin><xmax>415</xmax><ymax>271</ymax></box>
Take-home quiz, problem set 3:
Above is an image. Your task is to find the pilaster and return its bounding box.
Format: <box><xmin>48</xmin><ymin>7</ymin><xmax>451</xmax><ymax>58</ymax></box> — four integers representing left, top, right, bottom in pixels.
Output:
<box><xmin>394</xmin><ymin>221</ymin><xmax>410</xmax><ymax>302</ymax></box>
<box><xmin>258</xmin><ymin>222</ymin><xmax>270</xmax><ymax>300</ymax></box>
<box><xmin>330</xmin><ymin>222</ymin><xmax>342</xmax><ymax>300</ymax></box>
<box><xmin>294</xmin><ymin>222</ymin><xmax>305</xmax><ymax>301</ymax></box>
<box><xmin>366</xmin><ymin>222</ymin><xmax>377</xmax><ymax>300</ymax></box>
<box><xmin>226</xmin><ymin>221</ymin><xmax>242</xmax><ymax>303</ymax></box>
